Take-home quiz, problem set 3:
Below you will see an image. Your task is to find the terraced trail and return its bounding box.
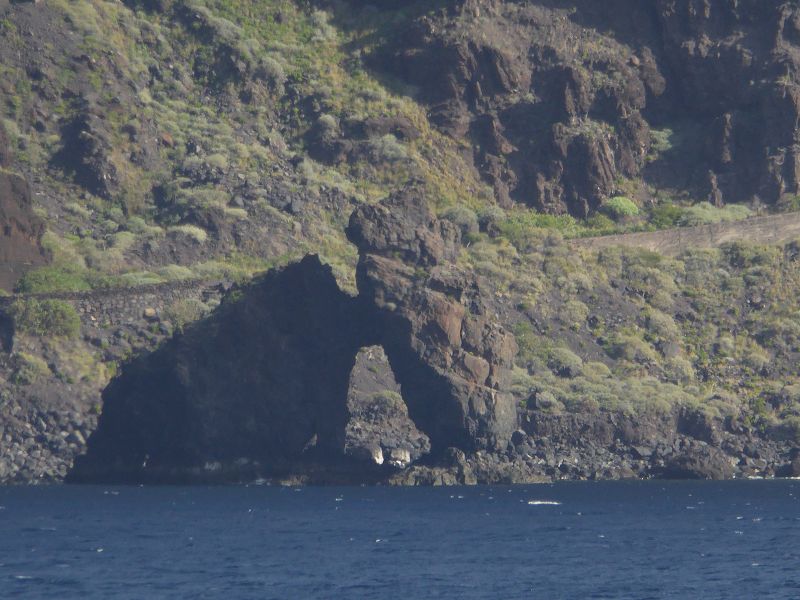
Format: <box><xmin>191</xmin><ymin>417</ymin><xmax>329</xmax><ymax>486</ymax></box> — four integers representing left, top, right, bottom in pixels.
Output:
<box><xmin>3</xmin><ymin>212</ymin><xmax>800</xmax><ymax>308</ymax></box>
<box><xmin>571</xmin><ymin>212</ymin><xmax>800</xmax><ymax>255</ymax></box>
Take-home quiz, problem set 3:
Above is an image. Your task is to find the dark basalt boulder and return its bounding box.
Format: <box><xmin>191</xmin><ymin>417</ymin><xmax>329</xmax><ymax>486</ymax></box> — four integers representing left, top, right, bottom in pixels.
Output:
<box><xmin>71</xmin><ymin>186</ymin><xmax>519</xmax><ymax>482</ymax></box>
<box><xmin>775</xmin><ymin>456</ymin><xmax>800</xmax><ymax>478</ymax></box>
<box><xmin>659</xmin><ymin>446</ymin><xmax>735</xmax><ymax>480</ymax></box>
<box><xmin>346</xmin><ymin>185</ymin><xmax>461</xmax><ymax>267</ymax></box>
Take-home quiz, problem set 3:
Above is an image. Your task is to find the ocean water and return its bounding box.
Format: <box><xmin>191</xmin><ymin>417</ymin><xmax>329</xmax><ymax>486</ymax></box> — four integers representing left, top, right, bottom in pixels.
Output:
<box><xmin>0</xmin><ymin>481</ymin><xmax>797</xmax><ymax>599</ymax></box>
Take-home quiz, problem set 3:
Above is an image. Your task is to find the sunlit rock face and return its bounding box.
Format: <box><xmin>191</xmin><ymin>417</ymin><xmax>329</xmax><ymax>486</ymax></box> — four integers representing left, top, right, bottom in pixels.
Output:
<box><xmin>365</xmin><ymin>0</ymin><xmax>800</xmax><ymax>213</ymax></box>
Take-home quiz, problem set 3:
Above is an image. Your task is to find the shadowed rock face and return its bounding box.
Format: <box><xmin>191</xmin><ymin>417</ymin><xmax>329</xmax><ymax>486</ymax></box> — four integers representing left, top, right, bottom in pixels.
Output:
<box><xmin>344</xmin><ymin>346</ymin><xmax>431</xmax><ymax>467</ymax></box>
<box><xmin>71</xmin><ymin>187</ymin><xmax>518</xmax><ymax>482</ymax></box>
<box><xmin>71</xmin><ymin>255</ymin><xmax>369</xmax><ymax>482</ymax></box>
<box><xmin>52</xmin><ymin>108</ymin><xmax>119</xmax><ymax>201</ymax></box>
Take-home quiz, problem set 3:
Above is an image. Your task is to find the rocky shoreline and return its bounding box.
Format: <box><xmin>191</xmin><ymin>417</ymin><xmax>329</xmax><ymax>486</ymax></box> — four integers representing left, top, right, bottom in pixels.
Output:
<box><xmin>3</xmin><ymin>389</ymin><xmax>799</xmax><ymax>486</ymax></box>
<box><xmin>0</xmin><ymin>396</ymin><xmax>95</xmax><ymax>484</ymax></box>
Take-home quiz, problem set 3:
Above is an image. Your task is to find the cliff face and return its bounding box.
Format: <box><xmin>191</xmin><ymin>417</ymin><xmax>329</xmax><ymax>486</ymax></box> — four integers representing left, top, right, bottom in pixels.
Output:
<box><xmin>363</xmin><ymin>0</ymin><xmax>800</xmax><ymax>214</ymax></box>
<box><xmin>72</xmin><ymin>184</ymin><xmax>800</xmax><ymax>484</ymax></box>
<box><xmin>71</xmin><ymin>256</ymin><xmax>365</xmax><ymax>481</ymax></box>
<box><xmin>1</xmin><ymin>0</ymin><xmax>800</xmax><ymax>485</ymax></box>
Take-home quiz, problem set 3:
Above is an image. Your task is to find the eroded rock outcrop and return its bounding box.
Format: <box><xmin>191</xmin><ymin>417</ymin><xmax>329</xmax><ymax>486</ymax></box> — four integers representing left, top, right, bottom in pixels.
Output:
<box><xmin>347</xmin><ymin>186</ymin><xmax>518</xmax><ymax>453</ymax></box>
<box><xmin>71</xmin><ymin>186</ymin><xmax>519</xmax><ymax>482</ymax></box>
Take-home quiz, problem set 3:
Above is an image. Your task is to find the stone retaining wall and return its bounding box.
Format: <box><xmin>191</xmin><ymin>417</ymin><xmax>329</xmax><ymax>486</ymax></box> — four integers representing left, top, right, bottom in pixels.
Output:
<box><xmin>0</xmin><ymin>279</ymin><xmax>228</xmax><ymax>328</ymax></box>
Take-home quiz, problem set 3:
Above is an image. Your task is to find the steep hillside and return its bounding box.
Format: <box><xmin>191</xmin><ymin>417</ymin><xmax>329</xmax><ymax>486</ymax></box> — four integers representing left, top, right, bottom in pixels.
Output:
<box><xmin>1</xmin><ymin>0</ymin><xmax>799</xmax><ymax>483</ymax></box>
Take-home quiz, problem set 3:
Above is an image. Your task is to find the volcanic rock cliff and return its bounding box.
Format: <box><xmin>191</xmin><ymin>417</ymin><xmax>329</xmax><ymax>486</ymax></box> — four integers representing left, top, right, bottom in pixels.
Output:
<box><xmin>70</xmin><ymin>187</ymin><xmax>518</xmax><ymax>482</ymax></box>
<box><xmin>357</xmin><ymin>0</ymin><xmax>800</xmax><ymax>214</ymax></box>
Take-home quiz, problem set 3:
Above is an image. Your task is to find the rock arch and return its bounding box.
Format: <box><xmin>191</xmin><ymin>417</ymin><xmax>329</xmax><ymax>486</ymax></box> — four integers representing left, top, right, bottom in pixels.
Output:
<box><xmin>70</xmin><ymin>187</ymin><xmax>517</xmax><ymax>483</ymax></box>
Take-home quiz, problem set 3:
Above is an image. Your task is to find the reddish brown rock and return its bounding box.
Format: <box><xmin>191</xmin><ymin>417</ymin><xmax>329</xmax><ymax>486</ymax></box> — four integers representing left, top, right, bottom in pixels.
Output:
<box><xmin>348</xmin><ymin>185</ymin><xmax>519</xmax><ymax>452</ymax></box>
<box><xmin>365</xmin><ymin>0</ymin><xmax>800</xmax><ymax>213</ymax></box>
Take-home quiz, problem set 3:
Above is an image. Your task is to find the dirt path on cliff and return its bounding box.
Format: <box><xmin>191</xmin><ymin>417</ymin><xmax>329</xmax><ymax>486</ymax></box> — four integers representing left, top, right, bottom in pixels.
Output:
<box><xmin>570</xmin><ymin>212</ymin><xmax>800</xmax><ymax>255</ymax></box>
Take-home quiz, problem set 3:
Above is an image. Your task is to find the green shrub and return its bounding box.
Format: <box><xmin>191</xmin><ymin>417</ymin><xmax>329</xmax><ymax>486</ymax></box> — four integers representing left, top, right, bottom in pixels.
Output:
<box><xmin>601</xmin><ymin>196</ymin><xmax>639</xmax><ymax>219</ymax></box>
<box><xmin>9</xmin><ymin>299</ymin><xmax>81</xmax><ymax>337</ymax></box>
<box><xmin>649</xmin><ymin>128</ymin><xmax>674</xmax><ymax>155</ymax></box>
<box><xmin>157</xmin><ymin>264</ymin><xmax>195</xmax><ymax>281</ymax></box>
<box><xmin>371</xmin><ymin>390</ymin><xmax>404</xmax><ymax>405</ymax></box>
<box><xmin>584</xmin><ymin>213</ymin><xmax>616</xmax><ymax>231</ymax></box>
<box><xmin>561</xmin><ymin>299</ymin><xmax>589</xmax><ymax>330</ymax></box>
<box><xmin>606</xmin><ymin>332</ymin><xmax>659</xmax><ymax>364</ymax></box>
<box><xmin>164</xmin><ymin>298</ymin><xmax>208</xmax><ymax>332</ymax></box>
<box><xmin>476</xmin><ymin>205</ymin><xmax>506</xmax><ymax>233</ymax></box>
<box><xmin>369</xmin><ymin>134</ymin><xmax>407</xmax><ymax>163</ymax></box>
<box><xmin>258</xmin><ymin>54</ymin><xmax>286</xmax><ymax>93</ymax></box>
<box><xmin>168</xmin><ymin>224</ymin><xmax>208</xmax><ymax>243</ymax></box>
<box><xmin>116</xmin><ymin>271</ymin><xmax>163</xmax><ymax>287</ymax></box>
<box><xmin>15</xmin><ymin>265</ymin><xmax>92</xmax><ymax>293</ymax></box>
<box><xmin>645</xmin><ymin>309</ymin><xmax>680</xmax><ymax>342</ymax></box>
<box><xmin>678</xmin><ymin>202</ymin><xmax>752</xmax><ymax>226</ymax></box>
<box><xmin>650</xmin><ymin>203</ymin><xmax>684</xmax><ymax>228</ymax></box>
<box><xmin>442</xmin><ymin>206</ymin><xmax>479</xmax><ymax>236</ymax></box>
<box><xmin>548</xmin><ymin>347</ymin><xmax>583</xmax><ymax>378</ymax></box>
<box><xmin>205</xmin><ymin>153</ymin><xmax>229</xmax><ymax>171</ymax></box>
<box><xmin>498</xmin><ymin>210</ymin><xmax>577</xmax><ymax>251</ymax></box>
<box><xmin>583</xmin><ymin>361</ymin><xmax>612</xmax><ymax>380</ymax></box>
<box><xmin>11</xmin><ymin>352</ymin><xmax>49</xmax><ymax>385</ymax></box>
<box><xmin>316</xmin><ymin>113</ymin><xmax>338</xmax><ymax>134</ymax></box>
<box><xmin>715</xmin><ymin>335</ymin><xmax>736</xmax><ymax>357</ymax></box>
<box><xmin>743</xmin><ymin>344</ymin><xmax>771</xmax><ymax>372</ymax></box>
<box><xmin>664</xmin><ymin>356</ymin><xmax>695</xmax><ymax>383</ymax></box>
<box><xmin>527</xmin><ymin>389</ymin><xmax>564</xmax><ymax>413</ymax></box>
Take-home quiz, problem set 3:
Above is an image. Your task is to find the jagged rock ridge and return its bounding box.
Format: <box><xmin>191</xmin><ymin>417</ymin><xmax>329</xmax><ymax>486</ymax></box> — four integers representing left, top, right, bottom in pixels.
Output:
<box><xmin>359</xmin><ymin>0</ymin><xmax>800</xmax><ymax>214</ymax></box>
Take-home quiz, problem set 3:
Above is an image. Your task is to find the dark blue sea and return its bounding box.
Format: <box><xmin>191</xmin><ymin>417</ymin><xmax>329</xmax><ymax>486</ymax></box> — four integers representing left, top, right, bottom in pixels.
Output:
<box><xmin>0</xmin><ymin>481</ymin><xmax>797</xmax><ymax>599</ymax></box>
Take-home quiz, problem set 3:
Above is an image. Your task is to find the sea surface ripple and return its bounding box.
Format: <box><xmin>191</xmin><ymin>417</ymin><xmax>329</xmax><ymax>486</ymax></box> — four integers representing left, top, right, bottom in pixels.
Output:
<box><xmin>0</xmin><ymin>480</ymin><xmax>798</xmax><ymax>599</ymax></box>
